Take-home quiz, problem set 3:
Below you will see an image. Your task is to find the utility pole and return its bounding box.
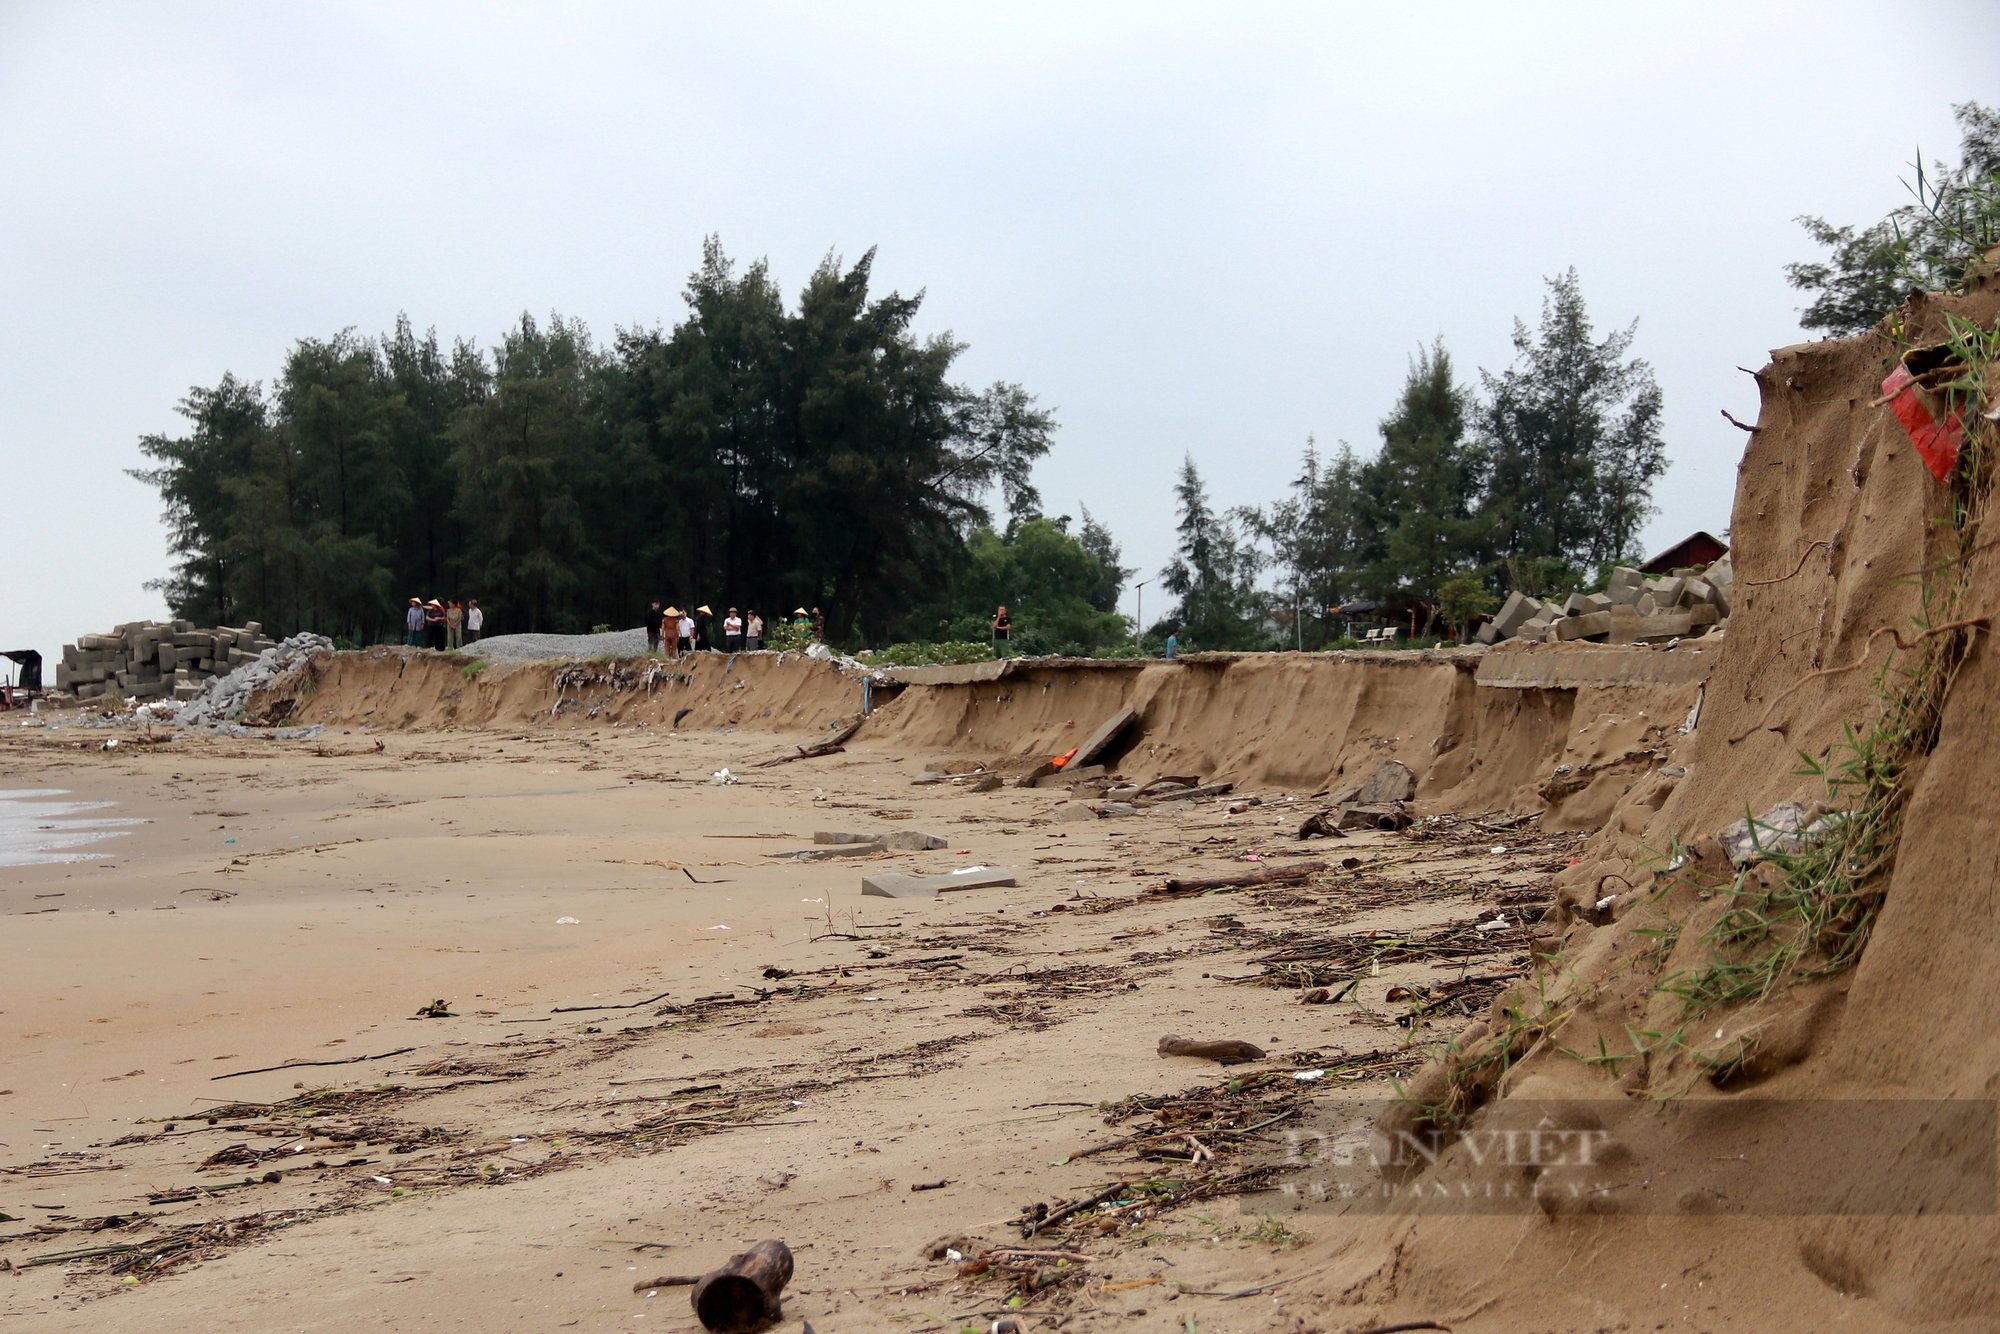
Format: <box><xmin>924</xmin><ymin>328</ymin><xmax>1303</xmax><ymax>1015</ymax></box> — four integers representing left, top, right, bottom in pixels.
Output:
<box><xmin>1133</xmin><ymin>579</ymin><xmax>1149</xmax><ymax>653</ymax></box>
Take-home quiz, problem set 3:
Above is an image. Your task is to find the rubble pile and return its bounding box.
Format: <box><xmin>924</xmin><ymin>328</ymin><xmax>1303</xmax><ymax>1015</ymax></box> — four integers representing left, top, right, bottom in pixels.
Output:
<box><xmin>174</xmin><ymin>632</ymin><xmax>334</xmax><ymax>727</ymax></box>
<box><xmin>54</xmin><ymin>620</ymin><xmax>282</xmax><ymax>704</ymax></box>
<box><xmin>1478</xmin><ymin>555</ymin><xmax>1733</xmax><ymax>646</ymax></box>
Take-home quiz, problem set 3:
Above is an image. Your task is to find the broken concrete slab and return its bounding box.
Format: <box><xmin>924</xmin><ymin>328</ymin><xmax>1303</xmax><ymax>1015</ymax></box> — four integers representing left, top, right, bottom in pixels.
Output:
<box><xmin>1015</xmin><ymin>761</ymin><xmax>1059</xmax><ymax>788</ymax></box>
<box><xmin>1354</xmin><ymin>759</ymin><xmax>1416</xmax><ymax>805</ymax></box>
<box><xmin>1070</xmin><ymin>706</ymin><xmax>1139</xmax><ymax>770</ymax></box>
<box><xmin>1475</xmin><ymin>642</ymin><xmax>1720</xmax><ymax>689</ymax></box>
<box><xmin>814</xmin><ymin>831</ymin><xmax>881</xmax><ymax>845</ymax></box>
<box><xmin>861</xmin><ymin>867</ymin><xmax>1019</xmax><ymax>899</ymax></box>
<box><xmin>1055</xmin><ymin>803</ymin><xmax>1099</xmax><ymax>823</ymax></box>
<box><xmin>882</xmin><ymin>830</ymin><xmax>949</xmax><ymax>851</ymax></box>
<box><xmin>1032</xmin><ymin>763</ymin><xmax>1107</xmax><ymax>788</ymax></box>
<box><xmin>782</xmin><ymin>842</ymin><xmax>885</xmax><ymax>860</ymax></box>
<box><xmin>1097</xmin><ymin>801</ymin><xmax>1137</xmax><ymax>817</ymax></box>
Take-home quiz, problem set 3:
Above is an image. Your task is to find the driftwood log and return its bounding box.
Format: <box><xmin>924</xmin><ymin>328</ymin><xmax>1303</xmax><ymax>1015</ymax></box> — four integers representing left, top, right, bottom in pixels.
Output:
<box><xmin>690</xmin><ymin>1239</ymin><xmax>794</xmax><ymax>1332</ymax></box>
<box><xmin>755</xmin><ymin>718</ymin><xmax>862</xmax><ymax>767</ymax></box>
<box><xmin>1152</xmin><ymin>860</ymin><xmax>1329</xmax><ymax>895</ymax></box>
<box><xmin>1158</xmin><ymin>1034</ymin><xmax>1267</xmax><ymax>1064</ymax></box>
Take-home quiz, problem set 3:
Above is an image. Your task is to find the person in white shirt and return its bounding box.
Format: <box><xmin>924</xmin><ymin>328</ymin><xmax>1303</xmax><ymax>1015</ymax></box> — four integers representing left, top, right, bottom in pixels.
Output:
<box><xmin>677</xmin><ymin>612</ymin><xmax>695</xmax><ymax>656</ymax></box>
<box><xmin>465</xmin><ymin>600</ymin><xmax>484</xmax><ymax>642</ymax></box>
<box><xmin>746</xmin><ymin>611</ymin><xmax>765</xmax><ymax>651</ymax></box>
<box><xmin>723</xmin><ymin>608</ymin><xmax>745</xmax><ymax>653</ymax></box>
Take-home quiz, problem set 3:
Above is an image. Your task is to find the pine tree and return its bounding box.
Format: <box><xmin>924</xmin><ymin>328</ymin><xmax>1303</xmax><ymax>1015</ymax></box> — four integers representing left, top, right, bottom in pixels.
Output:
<box><xmin>1477</xmin><ymin>270</ymin><xmax>1665</xmax><ymax>578</ymax></box>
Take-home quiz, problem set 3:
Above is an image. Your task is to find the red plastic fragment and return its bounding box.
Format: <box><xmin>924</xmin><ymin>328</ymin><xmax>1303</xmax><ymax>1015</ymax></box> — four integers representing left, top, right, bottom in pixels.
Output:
<box><xmin>1881</xmin><ymin>362</ymin><xmax>1967</xmax><ymax>483</ymax></box>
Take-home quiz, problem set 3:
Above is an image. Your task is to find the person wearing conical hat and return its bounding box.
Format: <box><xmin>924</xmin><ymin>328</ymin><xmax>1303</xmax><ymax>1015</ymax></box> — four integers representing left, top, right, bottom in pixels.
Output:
<box><xmin>694</xmin><ymin>605</ymin><xmax>714</xmax><ymax>652</ymax></box>
<box><xmin>661</xmin><ymin>605</ymin><xmax>683</xmax><ymax>659</ymax></box>
<box><xmin>423</xmin><ymin>598</ymin><xmax>447</xmax><ymax>651</ymax></box>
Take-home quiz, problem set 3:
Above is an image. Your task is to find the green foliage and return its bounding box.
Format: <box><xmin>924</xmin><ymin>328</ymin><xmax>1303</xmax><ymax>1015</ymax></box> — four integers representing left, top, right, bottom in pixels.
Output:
<box><xmin>765</xmin><ymin>619</ymin><xmax>814</xmax><ymax>653</ymax></box>
<box><xmin>1478</xmin><ymin>269</ymin><xmax>1665</xmax><ymax>574</ymax></box>
<box><xmin>1359</xmin><ymin>341</ymin><xmax>1483</xmax><ymax>613</ymax></box>
<box><xmin>1786</xmin><ymin>102</ymin><xmax>2000</xmax><ymax>336</ymax></box>
<box><xmin>130</xmin><ymin>239</ymin><xmax>1058</xmax><ymax>648</ymax></box>
<box><xmin>864</xmin><ymin>640</ymin><xmax>996</xmax><ymax>666</ymax></box>
<box><xmin>1160</xmin><ymin>455</ymin><xmax>1265</xmax><ymax>649</ymax></box>
<box><xmin>1436</xmin><ymin>571</ymin><xmax>1497</xmax><ymax>638</ymax></box>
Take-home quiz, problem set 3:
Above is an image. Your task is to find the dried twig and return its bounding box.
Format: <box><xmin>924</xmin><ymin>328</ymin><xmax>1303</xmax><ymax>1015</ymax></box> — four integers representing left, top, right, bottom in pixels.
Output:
<box><xmin>211</xmin><ymin>1048</ymin><xmax>416</xmax><ymax>1081</ymax></box>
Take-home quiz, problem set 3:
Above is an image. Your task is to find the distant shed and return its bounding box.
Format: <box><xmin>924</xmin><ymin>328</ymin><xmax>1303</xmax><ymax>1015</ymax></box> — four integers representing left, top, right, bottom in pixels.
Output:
<box><xmin>1639</xmin><ymin>530</ymin><xmax>1728</xmax><ymax>574</ymax></box>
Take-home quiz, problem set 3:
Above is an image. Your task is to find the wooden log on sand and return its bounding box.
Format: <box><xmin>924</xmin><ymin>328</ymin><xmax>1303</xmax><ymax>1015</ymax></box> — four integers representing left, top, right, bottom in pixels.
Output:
<box><xmin>1151</xmin><ymin>860</ymin><xmax>1329</xmax><ymax>895</ymax></box>
<box><xmin>691</xmin><ymin>1239</ymin><xmax>794</xmax><ymax>1332</ymax></box>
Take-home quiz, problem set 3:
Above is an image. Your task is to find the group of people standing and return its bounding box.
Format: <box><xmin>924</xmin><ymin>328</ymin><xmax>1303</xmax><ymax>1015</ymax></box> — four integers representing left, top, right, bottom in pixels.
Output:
<box><xmin>404</xmin><ymin>597</ymin><xmax>482</xmax><ymax>650</ymax></box>
<box><xmin>645</xmin><ymin>601</ymin><xmax>822</xmax><ymax>656</ymax></box>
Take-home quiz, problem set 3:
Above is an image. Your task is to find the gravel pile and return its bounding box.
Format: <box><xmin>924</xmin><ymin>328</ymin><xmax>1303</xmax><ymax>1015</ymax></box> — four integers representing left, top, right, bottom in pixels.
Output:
<box><xmin>175</xmin><ymin>632</ymin><xmax>334</xmax><ymax>728</ymax></box>
<box><xmin>465</xmin><ymin>628</ymin><xmax>651</xmax><ymax>662</ymax></box>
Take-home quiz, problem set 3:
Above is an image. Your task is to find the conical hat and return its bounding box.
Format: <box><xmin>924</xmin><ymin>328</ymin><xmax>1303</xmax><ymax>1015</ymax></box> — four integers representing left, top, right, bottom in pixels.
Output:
<box><xmin>664</xmin><ymin>606</ymin><xmax>682</xmax><ymax>618</ymax></box>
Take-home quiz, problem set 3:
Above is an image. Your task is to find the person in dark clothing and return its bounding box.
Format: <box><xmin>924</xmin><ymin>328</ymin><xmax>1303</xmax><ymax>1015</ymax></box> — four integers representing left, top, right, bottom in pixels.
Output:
<box><xmin>644</xmin><ymin>600</ymin><xmax>664</xmax><ymax>653</ymax></box>
<box><xmin>810</xmin><ymin>606</ymin><xmax>825</xmax><ymax>643</ymax></box>
<box><xmin>992</xmin><ymin>605</ymin><xmax>1011</xmax><ymax>658</ymax></box>
<box><xmin>424</xmin><ymin>599</ymin><xmax>447</xmax><ymax>650</ymax></box>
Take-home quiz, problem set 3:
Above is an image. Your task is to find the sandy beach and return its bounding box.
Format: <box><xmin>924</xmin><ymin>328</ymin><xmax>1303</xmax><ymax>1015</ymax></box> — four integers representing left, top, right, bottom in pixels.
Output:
<box><xmin>1</xmin><ymin>714</ymin><xmax>1558</xmax><ymax>1331</ymax></box>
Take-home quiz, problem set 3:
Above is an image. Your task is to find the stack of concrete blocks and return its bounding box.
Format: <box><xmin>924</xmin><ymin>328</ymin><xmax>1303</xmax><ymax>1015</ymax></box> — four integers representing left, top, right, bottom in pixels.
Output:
<box><xmin>1476</xmin><ymin>556</ymin><xmax>1732</xmax><ymax>646</ymax></box>
<box><xmin>55</xmin><ymin>620</ymin><xmax>279</xmax><ymax>704</ymax></box>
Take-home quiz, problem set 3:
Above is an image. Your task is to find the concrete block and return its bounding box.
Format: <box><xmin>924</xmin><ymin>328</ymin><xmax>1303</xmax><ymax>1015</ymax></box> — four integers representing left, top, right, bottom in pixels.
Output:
<box><xmin>1492</xmin><ymin>591</ymin><xmax>1542</xmax><ymax>638</ymax></box>
<box><xmin>1636</xmin><ymin>593</ymin><xmax>1658</xmax><ymax>615</ymax></box>
<box><xmin>1562</xmin><ymin>592</ymin><xmax>1611</xmax><ymax>617</ymax></box>
<box><xmin>1475</xmin><ymin>621</ymin><xmax>1501</xmax><ymax>645</ymax></box>
<box><xmin>1555</xmin><ymin>611</ymin><xmax>1614</xmax><ymax>641</ymax></box>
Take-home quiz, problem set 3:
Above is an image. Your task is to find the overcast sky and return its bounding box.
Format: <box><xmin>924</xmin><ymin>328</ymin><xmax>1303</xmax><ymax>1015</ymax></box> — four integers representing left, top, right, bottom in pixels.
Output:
<box><xmin>3</xmin><ymin>1</ymin><xmax>1995</xmax><ymax>668</ymax></box>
